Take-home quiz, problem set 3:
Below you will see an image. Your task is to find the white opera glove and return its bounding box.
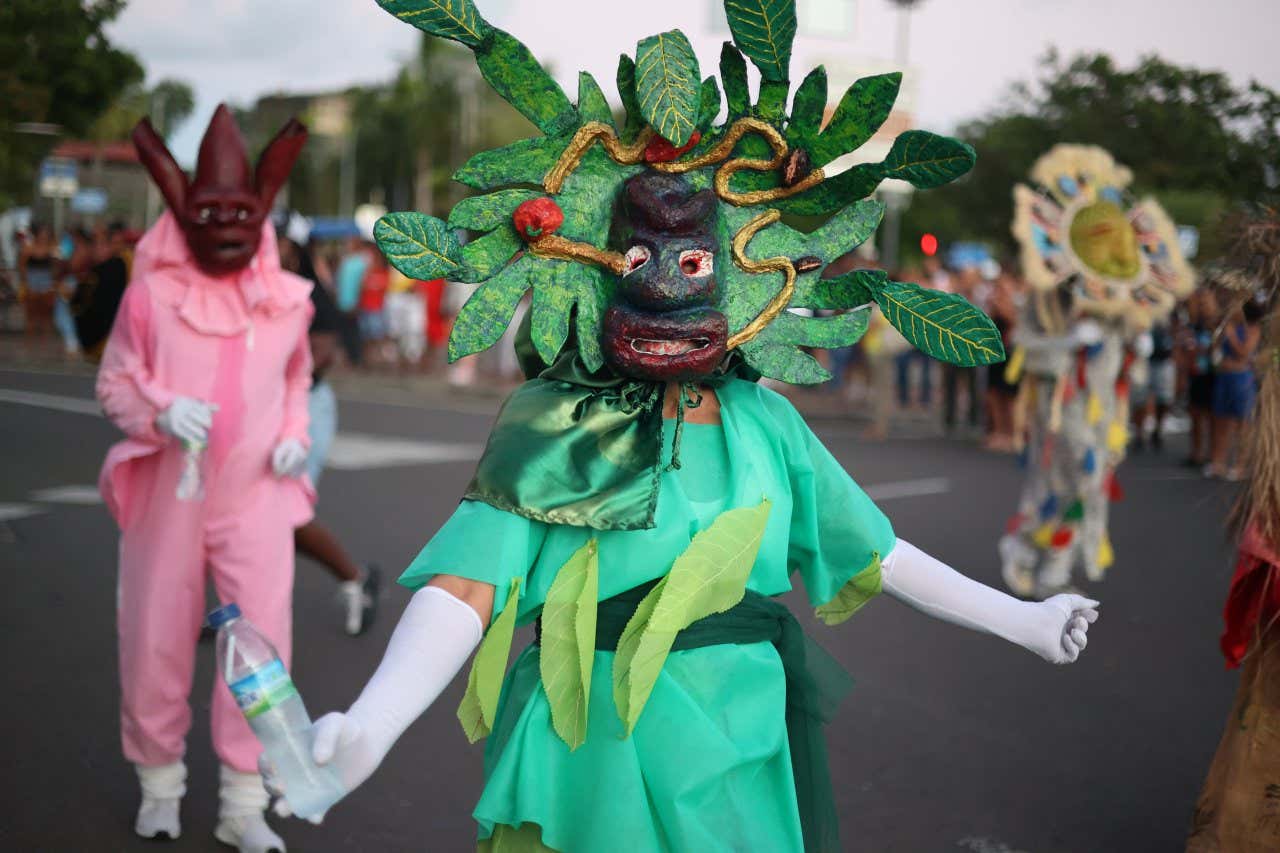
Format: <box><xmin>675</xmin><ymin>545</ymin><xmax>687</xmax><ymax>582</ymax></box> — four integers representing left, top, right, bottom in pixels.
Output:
<box><xmin>155</xmin><ymin>397</ymin><xmax>217</xmax><ymax>445</ymax></box>
<box><xmin>264</xmin><ymin>586</ymin><xmax>483</xmax><ymax>822</ymax></box>
<box><xmin>882</xmin><ymin>539</ymin><xmax>1099</xmax><ymax>664</ymax></box>
<box><xmin>270</xmin><ymin>438</ymin><xmax>308</xmax><ymax>478</ymax></box>
<box><xmin>1070</xmin><ymin>319</ymin><xmax>1105</xmax><ymax>347</ymax></box>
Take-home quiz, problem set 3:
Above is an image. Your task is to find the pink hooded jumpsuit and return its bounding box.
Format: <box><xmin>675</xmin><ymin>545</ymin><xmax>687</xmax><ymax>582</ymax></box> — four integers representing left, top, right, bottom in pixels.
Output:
<box><xmin>98</xmin><ymin>213</ymin><xmax>315</xmax><ymax>773</ymax></box>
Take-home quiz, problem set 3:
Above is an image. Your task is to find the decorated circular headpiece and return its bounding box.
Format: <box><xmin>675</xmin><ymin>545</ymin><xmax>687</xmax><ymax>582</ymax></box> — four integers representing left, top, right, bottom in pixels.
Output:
<box><xmin>1012</xmin><ymin>144</ymin><xmax>1193</xmax><ymax>329</ymax></box>
<box><xmin>373</xmin><ymin>0</ymin><xmax>1005</xmax><ymax>383</ymax></box>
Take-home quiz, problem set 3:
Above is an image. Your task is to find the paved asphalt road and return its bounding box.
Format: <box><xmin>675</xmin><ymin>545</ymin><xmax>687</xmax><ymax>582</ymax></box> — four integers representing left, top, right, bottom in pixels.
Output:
<box><xmin>0</xmin><ymin>365</ymin><xmax>1241</xmax><ymax>852</ymax></box>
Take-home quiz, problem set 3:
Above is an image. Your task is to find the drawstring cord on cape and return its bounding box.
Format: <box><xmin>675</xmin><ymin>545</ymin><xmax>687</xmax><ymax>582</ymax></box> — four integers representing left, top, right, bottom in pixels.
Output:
<box><xmin>615</xmin><ymin>381</ymin><xmax>705</xmax><ymax>472</ymax></box>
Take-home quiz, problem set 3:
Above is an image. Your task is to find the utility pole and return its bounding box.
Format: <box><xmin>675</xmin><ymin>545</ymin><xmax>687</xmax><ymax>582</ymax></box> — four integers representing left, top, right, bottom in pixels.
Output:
<box><xmin>879</xmin><ymin>0</ymin><xmax>924</xmax><ymax>271</ymax></box>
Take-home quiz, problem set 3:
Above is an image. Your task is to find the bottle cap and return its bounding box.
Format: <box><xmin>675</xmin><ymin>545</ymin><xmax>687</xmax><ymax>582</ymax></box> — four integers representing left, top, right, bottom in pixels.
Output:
<box><xmin>206</xmin><ymin>602</ymin><xmax>242</xmax><ymax>629</ymax></box>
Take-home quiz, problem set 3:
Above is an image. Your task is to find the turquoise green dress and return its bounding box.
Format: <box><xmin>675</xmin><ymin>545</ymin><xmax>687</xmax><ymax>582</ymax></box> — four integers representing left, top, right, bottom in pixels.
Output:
<box><xmin>400</xmin><ymin>379</ymin><xmax>895</xmax><ymax>852</ymax></box>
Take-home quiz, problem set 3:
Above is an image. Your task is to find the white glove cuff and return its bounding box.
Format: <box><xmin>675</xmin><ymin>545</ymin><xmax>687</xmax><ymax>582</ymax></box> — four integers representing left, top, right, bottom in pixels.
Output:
<box><xmin>347</xmin><ymin>585</ymin><xmax>484</xmax><ymax>756</ymax></box>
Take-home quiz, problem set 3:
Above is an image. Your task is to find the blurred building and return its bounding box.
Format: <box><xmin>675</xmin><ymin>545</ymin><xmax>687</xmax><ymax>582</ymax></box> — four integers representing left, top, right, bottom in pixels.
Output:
<box><xmin>31</xmin><ymin>140</ymin><xmax>150</xmax><ymax>228</ymax></box>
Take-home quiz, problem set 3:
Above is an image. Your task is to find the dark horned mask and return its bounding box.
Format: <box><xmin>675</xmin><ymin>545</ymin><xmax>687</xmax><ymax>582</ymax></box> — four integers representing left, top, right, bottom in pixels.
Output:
<box><xmin>132</xmin><ymin>104</ymin><xmax>307</xmax><ymax>277</ymax></box>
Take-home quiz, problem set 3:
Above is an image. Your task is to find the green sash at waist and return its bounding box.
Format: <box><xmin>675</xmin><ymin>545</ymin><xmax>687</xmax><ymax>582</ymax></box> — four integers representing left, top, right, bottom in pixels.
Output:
<box><xmin>535</xmin><ymin>581</ymin><xmax>853</xmax><ymax>853</ymax></box>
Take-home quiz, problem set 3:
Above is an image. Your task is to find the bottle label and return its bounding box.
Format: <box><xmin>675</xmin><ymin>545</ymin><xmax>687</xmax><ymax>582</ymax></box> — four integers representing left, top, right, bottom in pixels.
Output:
<box><xmin>229</xmin><ymin>659</ymin><xmax>298</xmax><ymax>719</ymax></box>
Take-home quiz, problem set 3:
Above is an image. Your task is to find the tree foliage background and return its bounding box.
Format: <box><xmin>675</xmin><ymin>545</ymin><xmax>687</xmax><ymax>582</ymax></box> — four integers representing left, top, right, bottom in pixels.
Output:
<box><xmin>900</xmin><ymin>51</ymin><xmax>1280</xmax><ymax>265</ymax></box>
<box><xmin>0</xmin><ymin>0</ymin><xmax>146</xmax><ymax>208</ymax></box>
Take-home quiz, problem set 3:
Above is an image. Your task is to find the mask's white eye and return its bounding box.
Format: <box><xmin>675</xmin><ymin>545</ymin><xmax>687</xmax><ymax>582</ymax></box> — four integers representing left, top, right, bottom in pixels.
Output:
<box><xmin>235</xmin><ymin>207</ymin><xmax>249</xmax><ymax>222</ymax></box>
<box><xmin>679</xmin><ymin>249</ymin><xmax>713</xmax><ymax>278</ymax></box>
<box><xmin>197</xmin><ymin>206</ymin><xmax>214</xmax><ymax>224</ymax></box>
<box><xmin>623</xmin><ymin>245</ymin><xmax>650</xmax><ymax>276</ymax></box>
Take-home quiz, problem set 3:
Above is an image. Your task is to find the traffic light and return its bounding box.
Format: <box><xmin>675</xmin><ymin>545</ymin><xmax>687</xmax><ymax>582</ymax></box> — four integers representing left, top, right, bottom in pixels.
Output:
<box><xmin>920</xmin><ymin>233</ymin><xmax>938</xmax><ymax>257</ymax></box>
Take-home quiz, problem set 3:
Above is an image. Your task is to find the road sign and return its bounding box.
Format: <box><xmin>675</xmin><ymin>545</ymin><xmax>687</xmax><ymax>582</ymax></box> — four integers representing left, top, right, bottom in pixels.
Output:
<box><xmin>71</xmin><ymin>188</ymin><xmax>108</xmax><ymax>215</ymax></box>
<box><xmin>38</xmin><ymin>158</ymin><xmax>78</xmax><ymax>199</ymax></box>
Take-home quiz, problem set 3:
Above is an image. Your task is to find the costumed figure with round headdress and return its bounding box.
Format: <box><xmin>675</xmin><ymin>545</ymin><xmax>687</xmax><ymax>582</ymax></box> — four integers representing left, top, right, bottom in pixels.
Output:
<box><xmin>1000</xmin><ymin>145</ymin><xmax>1193</xmax><ymax>598</ymax></box>
<box><xmin>263</xmin><ymin>3</ymin><xmax>1101</xmax><ymax>850</ymax></box>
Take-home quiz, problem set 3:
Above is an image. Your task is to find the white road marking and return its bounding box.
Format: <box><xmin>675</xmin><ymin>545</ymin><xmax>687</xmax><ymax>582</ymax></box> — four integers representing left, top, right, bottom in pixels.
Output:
<box><xmin>325</xmin><ymin>432</ymin><xmax>484</xmax><ymax>470</ymax></box>
<box><xmin>31</xmin><ymin>485</ymin><xmax>102</xmax><ymax>504</ymax></box>
<box><xmin>0</xmin><ymin>503</ymin><xmax>43</xmax><ymax>522</ymax></box>
<box><xmin>0</xmin><ymin>388</ymin><xmax>101</xmax><ymax>415</ymax></box>
<box><xmin>864</xmin><ymin>477</ymin><xmax>951</xmax><ymax>501</ymax></box>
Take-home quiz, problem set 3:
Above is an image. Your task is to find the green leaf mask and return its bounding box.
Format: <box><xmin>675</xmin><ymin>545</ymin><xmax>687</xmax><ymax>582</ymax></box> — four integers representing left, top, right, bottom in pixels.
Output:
<box><xmin>372</xmin><ymin>0</ymin><xmax>1003</xmax><ymax>386</ymax></box>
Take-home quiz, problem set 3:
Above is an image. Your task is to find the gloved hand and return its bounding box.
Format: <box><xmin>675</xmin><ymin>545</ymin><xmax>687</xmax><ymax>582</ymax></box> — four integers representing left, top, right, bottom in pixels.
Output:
<box><xmin>155</xmin><ymin>397</ymin><xmax>217</xmax><ymax>445</ymax></box>
<box><xmin>1132</xmin><ymin>332</ymin><xmax>1154</xmax><ymax>359</ymax></box>
<box><xmin>1070</xmin><ymin>319</ymin><xmax>1104</xmax><ymax>347</ymax></box>
<box><xmin>262</xmin><ymin>585</ymin><xmax>483</xmax><ymax>822</ymax></box>
<box><xmin>270</xmin><ymin>438</ymin><xmax>308</xmax><ymax>478</ymax></box>
<box><xmin>882</xmin><ymin>539</ymin><xmax>1100</xmax><ymax>665</ymax></box>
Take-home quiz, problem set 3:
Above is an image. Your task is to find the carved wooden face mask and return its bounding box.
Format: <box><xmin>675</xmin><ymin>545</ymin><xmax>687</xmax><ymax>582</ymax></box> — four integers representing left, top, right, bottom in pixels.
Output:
<box><xmin>604</xmin><ymin>173</ymin><xmax>728</xmax><ymax>381</ymax></box>
<box><xmin>132</xmin><ymin>104</ymin><xmax>307</xmax><ymax>277</ymax></box>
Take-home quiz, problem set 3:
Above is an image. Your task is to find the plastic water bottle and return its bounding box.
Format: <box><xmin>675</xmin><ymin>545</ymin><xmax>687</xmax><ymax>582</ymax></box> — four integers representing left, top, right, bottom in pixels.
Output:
<box><xmin>209</xmin><ymin>603</ymin><xmax>344</xmax><ymax>819</ymax></box>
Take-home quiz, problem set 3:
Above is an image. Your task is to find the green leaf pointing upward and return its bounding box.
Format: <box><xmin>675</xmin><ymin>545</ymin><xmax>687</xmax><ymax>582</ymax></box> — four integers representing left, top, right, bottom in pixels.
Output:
<box><xmin>724</xmin><ymin>0</ymin><xmax>797</xmax><ymax>82</ymax></box>
<box><xmin>873</xmin><ymin>280</ymin><xmax>1005</xmax><ymax>366</ymax></box>
<box><xmin>374</xmin><ymin>212</ymin><xmax>461</xmax><ymax>281</ymax></box>
<box><xmin>635</xmin><ymin>30</ymin><xmax>701</xmax><ymax>145</ymax></box>
<box><xmin>613</xmin><ymin>500</ymin><xmax>772</xmax><ymax>735</ymax></box>
<box><xmin>374</xmin><ymin>0</ymin><xmax>490</xmax><ymax>47</ymax></box>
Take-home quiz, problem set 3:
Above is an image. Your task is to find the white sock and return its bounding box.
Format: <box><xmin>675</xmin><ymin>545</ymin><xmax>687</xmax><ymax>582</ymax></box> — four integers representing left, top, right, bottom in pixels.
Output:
<box><xmin>216</xmin><ymin>766</ymin><xmax>285</xmax><ymax>852</ymax></box>
<box><xmin>134</xmin><ymin>761</ymin><xmax>185</xmax><ymax>839</ymax></box>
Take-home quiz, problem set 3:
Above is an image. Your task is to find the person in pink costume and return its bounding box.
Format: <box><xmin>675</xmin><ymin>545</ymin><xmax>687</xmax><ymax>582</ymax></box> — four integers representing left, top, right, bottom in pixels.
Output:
<box><xmin>96</xmin><ymin>105</ymin><xmax>313</xmax><ymax>853</ymax></box>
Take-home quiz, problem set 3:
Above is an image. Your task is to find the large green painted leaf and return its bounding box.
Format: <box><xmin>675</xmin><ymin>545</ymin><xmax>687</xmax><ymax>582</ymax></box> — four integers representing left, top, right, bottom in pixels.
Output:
<box><xmin>874</xmin><ymin>280</ymin><xmax>1005</xmax><ymax>366</ymax></box>
<box><xmin>613</xmin><ymin>500</ymin><xmax>772</xmax><ymax>735</ymax></box>
<box><xmin>815</xmin><ymin>554</ymin><xmax>882</xmax><ymax>626</ymax></box>
<box><xmin>740</xmin><ymin>340</ymin><xmax>831</xmax><ymax>384</ymax></box>
<box><xmin>474</xmin><ymin>29</ymin><xmax>578</xmax><ymax>137</ymax></box>
<box><xmin>808</xmin><ymin>73</ymin><xmax>901</xmax><ymax>166</ymax></box>
<box><xmin>374</xmin><ymin>213</ymin><xmax>461</xmax><ymax>281</ymax></box>
<box><xmin>881</xmin><ymin>130</ymin><xmax>976</xmax><ymax>189</ymax></box>
<box><xmin>539</xmin><ymin>540</ymin><xmax>599</xmax><ymax>751</ymax></box>
<box><xmin>457</xmin><ymin>577</ymin><xmax>522</xmax><ymax>742</ymax></box>
<box><xmin>453</xmin><ymin>135</ymin><xmax>571</xmax><ymax>190</ymax></box>
<box><xmin>448</xmin><ymin>257</ymin><xmax>530</xmax><ymax>362</ymax></box>
<box><xmin>374</xmin><ymin>0</ymin><xmax>489</xmax><ymax>47</ymax></box>
<box><xmin>616</xmin><ymin>54</ymin><xmax>644</xmax><ymax>139</ymax></box>
<box><xmin>577</xmin><ymin>72</ymin><xmax>614</xmax><ymax>127</ymax></box>
<box><xmin>724</xmin><ymin>0</ymin><xmax>796</xmax><ymax>82</ymax></box>
<box><xmin>573</xmin><ymin>267</ymin><xmax>609</xmax><ymax>372</ymax></box>
<box><xmin>719</xmin><ymin>43</ymin><xmax>750</xmax><ymax>119</ymax></box>
<box><xmin>635</xmin><ymin>30</ymin><xmax>701</xmax><ymax>145</ymax></box>
<box><xmin>448</xmin><ymin>189</ymin><xmax>542</xmax><ymax>233</ymax></box>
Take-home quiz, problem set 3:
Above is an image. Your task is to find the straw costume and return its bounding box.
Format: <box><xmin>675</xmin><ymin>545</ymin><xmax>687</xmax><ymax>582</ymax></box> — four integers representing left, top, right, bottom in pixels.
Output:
<box><xmin>1186</xmin><ymin>206</ymin><xmax>1280</xmax><ymax>853</ymax></box>
<box><xmin>266</xmin><ymin>3</ymin><xmax>1102</xmax><ymax>850</ymax></box>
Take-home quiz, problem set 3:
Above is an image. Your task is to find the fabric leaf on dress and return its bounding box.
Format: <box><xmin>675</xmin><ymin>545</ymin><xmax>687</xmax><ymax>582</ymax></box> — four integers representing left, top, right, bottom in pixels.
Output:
<box><xmin>612</xmin><ymin>499</ymin><xmax>772</xmax><ymax>735</ymax></box>
<box><xmin>458</xmin><ymin>577</ymin><xmax>522</xmax><ymax>742</ymax></box>
<box><xmin>539</xmin><ymin>539</ymin><xmax>600</xmax><ymax>750</ymax></box>
<box><xmin>814</xmin><ymin>552</ymin><xmax>881</xmax><ymax>626</ymax></box>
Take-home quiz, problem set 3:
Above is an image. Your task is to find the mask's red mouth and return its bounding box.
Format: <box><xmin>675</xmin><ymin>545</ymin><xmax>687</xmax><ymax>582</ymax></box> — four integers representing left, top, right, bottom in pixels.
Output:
<box><xmin>604</xmin><ymin>306</ymin><xmax>727</xmax><ymax>381</ymax></box>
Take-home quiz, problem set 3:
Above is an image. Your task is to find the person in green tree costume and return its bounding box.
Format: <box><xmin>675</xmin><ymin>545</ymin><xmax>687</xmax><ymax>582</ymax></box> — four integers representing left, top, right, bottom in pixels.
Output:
<box><xmin>263</xmin><ymin>3</ymin><xmax>1101</xmax><ymax>851</ymax></box>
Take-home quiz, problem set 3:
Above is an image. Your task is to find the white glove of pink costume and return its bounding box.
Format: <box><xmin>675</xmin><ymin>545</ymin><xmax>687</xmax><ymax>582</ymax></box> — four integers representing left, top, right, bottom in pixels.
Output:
<box><xmin>155</xmin><ymin>397</ymin><xmax>217</xmax><ymax>445</ymax></box>
<box><xmin>270</xmin><ymin>438</ymin><xmax>308</xmax><ymax>478</ymax></box>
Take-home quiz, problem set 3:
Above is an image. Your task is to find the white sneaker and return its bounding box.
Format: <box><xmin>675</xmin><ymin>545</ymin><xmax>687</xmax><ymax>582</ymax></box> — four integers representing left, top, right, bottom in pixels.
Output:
<box><xmin>214</xmin><ymin>812</ymin><xmax>286</xmax><ymax>853</ymax></box>
<box><xmin>134</xmin><ymin>761</ymin><xmax>186</xmax><ymax>840</ymax></box>
<box><xmin>135</xmin><ymin>797</ymin><xmax>181</xmax><ymax>840</ymax></box>
<box><xmin>338</xmin><ymin>565</ymin><xmax>381</xmax><ymax>636</ymax></box>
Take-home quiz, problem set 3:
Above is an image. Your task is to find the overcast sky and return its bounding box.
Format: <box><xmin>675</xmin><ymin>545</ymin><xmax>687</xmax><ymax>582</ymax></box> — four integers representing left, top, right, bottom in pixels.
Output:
<box><xmin>107</xmin><ymin>0</ymin><xmax>1280</xmax><ymax>166</ymax></box>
